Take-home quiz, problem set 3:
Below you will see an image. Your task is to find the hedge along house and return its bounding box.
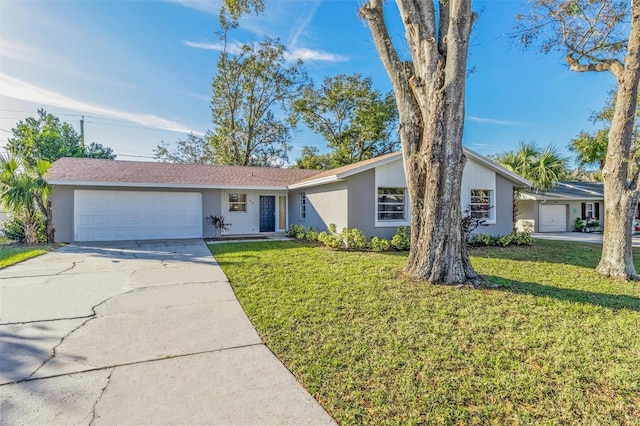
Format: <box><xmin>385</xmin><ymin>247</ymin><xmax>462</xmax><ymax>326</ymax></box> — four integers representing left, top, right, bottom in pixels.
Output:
<box><xmin>516</xmin><ymin>181</ymin><xmax>604</xmax><ymax>233</ymax></box>
<box><xmin>287</xmin><ymin>149</ymin><xmax>532</xmax><ymax>239</ymax></box>
<box><xmin>47</xmin><ymin>149</ymin><xmax>530</xmax><ymax>243</ymax></box>
<box><xmin>47</xmin><ymin>158</ymin><xmax>322</xmax><ymax>242</ymax></box>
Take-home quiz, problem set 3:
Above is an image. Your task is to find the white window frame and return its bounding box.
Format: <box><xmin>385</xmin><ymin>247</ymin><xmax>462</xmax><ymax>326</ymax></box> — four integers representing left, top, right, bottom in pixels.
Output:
<box><xmin>228</xmin><ymin>193</ymin><xmax>247</xmax><ymax>213</ymax></box>
<box><xmin>586</xmin><ymin>202</ymin><xmax>595</xmax><ymax>219</ymax></box>
<box><xmin>300</xmin><ymin>192</ymin><xmax>306</xmax><ymax>220</ymax></box>
<box><xmin>470</xmin><ymin>189</ymin><xmax>495</xmax><ymax>224</ymax></box>
<box><xmin>376</xmin><ymin>187</ymin><xmax>408</xmax><ymax>224</ymax></box>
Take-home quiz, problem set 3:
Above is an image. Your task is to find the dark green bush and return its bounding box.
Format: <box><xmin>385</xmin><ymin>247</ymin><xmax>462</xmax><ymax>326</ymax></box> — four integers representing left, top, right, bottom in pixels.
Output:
<box><xmin>469</xmin><ymin>231</ymin><xmax>532</xmax><ymax>247</ymax></box>
<box><xmin>286</xmin><ymin>224</ymin><xmax>305</xmax><ymax>239</ymax></box>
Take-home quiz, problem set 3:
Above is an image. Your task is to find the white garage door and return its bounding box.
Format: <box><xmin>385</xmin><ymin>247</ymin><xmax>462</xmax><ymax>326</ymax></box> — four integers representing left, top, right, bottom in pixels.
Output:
<box><xmin>74</xmin><ymin>190</ymin><xmax>202</xmax><ymax>241</ymax></box>
<box><xmin>539</xmin><ymin>204</ymin><xmax>567</xmax><ymax>232</ymax></box>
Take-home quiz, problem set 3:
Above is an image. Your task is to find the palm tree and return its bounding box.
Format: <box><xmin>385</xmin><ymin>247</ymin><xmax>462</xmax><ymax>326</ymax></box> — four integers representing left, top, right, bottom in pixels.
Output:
<box><xmin>495</xmin><ymin>142</ymin><xmax>568</xmax><ymax>191</ymax></box>
<box><xmin>0</xmin><ymin>154</ymin><xmax>52</xmax><ymax>243</ymax></box>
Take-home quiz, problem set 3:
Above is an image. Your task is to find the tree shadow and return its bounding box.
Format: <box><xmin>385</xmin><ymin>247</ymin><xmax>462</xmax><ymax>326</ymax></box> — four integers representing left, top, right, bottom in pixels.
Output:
<box><xmin>486</xmin><ymin>275</ymin><xmax>640</xmax><ymax>312</ymax></box>
<box><xmin>467</xmin><ymin>239</ymin><xmax>640</xmax><ymax>270</ymax></box>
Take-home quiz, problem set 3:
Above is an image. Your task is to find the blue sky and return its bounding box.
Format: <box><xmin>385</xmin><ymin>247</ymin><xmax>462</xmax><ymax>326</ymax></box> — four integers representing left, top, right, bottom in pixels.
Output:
<box><xmin>0</xmin><ymin>0</ymin><xmax>616</xmax><ymax>164</ymax></box>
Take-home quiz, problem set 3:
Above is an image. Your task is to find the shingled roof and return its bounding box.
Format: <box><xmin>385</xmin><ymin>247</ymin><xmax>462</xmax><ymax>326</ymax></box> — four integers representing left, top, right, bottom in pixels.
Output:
<box><xmin>47</xmin><ymin>158</ymin><xmax>323</xmax><ymax>188</ymax></box>
<box><xmin>521</xmin><ymin>181</ymin><xmax>604</xmax><ymax>200</ymax></box>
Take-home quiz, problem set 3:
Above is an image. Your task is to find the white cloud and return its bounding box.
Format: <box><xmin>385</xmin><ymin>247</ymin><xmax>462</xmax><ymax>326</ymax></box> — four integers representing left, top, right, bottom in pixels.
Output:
<box><xmin>184</xmin><ymin>38</ymin><xmax>347</xmax><ymax>63</ymax></box>
<box><xmin>0</xmin><ymin>39</ymin><xmax>43</xmax><ymax>65</ymax></box>
<box><xmin>289</xmin><ymin>0</ymin><xmax>323</xmax><ymax>48</ymax></box>
<box><xmin>284</xmin><ymin>48</ymin><xmax>348</xmax><ymax>63</ymax></box>
<box><xmin>0</xmin><ymin>73</ymin><xmax>202</xmax><ymax>135</ymax></box>
<box><xmin>182</xmin><ymin>40</ymin><xmax>245</xmax><ymax>55</ymax></box>
<box><xmin>468</xmin><ymin>116</ymin><xmax>528</xmax><ymax>126</ymax></box>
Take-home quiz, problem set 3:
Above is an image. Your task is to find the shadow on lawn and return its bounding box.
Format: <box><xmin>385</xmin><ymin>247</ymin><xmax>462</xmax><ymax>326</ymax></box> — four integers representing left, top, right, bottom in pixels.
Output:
<box><xmin>488</xmin><ymin>275</ymin><xmax>640</xmax><ymax>312</ymax></box>
<box><xmin>469</xmin><ymin>239</ymin><xmax>640</xmax><ymax>270</ymax></box>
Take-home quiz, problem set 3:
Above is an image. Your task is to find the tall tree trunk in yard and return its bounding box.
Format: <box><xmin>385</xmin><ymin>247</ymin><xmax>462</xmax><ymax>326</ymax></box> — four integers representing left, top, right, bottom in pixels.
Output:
<box><xmin>362</xmin><ymin>0</ymin><xmax>480</xmax><ymax>284</ymax></box>
<box><xmin>598</xmin><ymin>6</ymin><xmax>640</xmax><ymax>279</ymax></box>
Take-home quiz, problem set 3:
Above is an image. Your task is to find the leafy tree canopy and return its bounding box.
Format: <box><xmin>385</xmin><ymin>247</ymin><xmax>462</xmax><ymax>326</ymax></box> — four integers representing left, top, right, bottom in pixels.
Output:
<box><xmin>494</xmin><ymin>141</ymin><xmax>569</xmax><ymax>191</ymax></box>
<box><xmin>291</xmin><ymin>74</ymin><xmax>399</xmax><ymax>169</ymax></box>
<box><xmin>154</xmin><ymin>134</ymin><xmax>215</xmax><ymax>164</ymax></box>
<box><xmin>568</xmin><ymin>91</ymin><xmax>640</xmax><ymax>170</ymax></box>
<box><xmin>6</xmin><ymin>109</ymin><xmax>116</xmax><ymax>166</ymax></box>
<box><xmin>209</xmin><ymin>37</ymin><xmax>308</xmax><ymax>167</ymax></box>
<box><xmin>294</xmin><ymin>146</ymin><xmax>333</xmax><ymax>170</ymax></box>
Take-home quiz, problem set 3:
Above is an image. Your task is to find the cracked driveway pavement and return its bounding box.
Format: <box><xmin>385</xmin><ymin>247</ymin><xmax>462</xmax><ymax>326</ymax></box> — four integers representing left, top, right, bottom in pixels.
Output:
<box><xmin>0</xmin><ymin>239</ymin><xmax>334</xmax><ymax>425</ymax></box>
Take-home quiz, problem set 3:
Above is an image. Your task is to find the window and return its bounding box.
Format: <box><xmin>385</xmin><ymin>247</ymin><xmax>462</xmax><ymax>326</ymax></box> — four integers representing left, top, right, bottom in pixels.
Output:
<box><xmin>378</xmin><ymin>187</ymin><xmax>406</xmax><ymax>221</ymax></box>
<box><xmin>228</xmin><ymin>194</ymin><xmax>247</xmax><ymax>212</ymax></box>
<box><xmin>586</xmin><ymin>203</ymin><xmax>594</xmax><ymax>219</ymax></box>
<box><xmin>470</xmin><ymin>189</ymin><xmax>492</xmax><ymax>219</ymax></box>
<box><xmin>300</xmin><ymin>193</ymin><xmax>306</xmax><ymax>219</ymax></box>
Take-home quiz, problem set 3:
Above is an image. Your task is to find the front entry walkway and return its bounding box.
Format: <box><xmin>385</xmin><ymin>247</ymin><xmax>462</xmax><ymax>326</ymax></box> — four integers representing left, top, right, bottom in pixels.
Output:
<box><xmin>0</xmin><ymin>239</ymin><xmax>334</xmax><ymax>425</ymax></box>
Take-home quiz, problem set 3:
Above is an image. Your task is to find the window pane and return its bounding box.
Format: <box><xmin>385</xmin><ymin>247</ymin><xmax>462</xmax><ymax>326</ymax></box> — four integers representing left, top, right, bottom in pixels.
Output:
<box><xmin>470</xmin><ymin>189</ymin><xmax>491</xmax><ymax>219</ymax></box>
<box><xmin>228</xmin><ymin>194</ymin><xmax>247</xmax><ymax>212</ymax></box>
<box><xmin>377</xmin><ymin>187</ymin><xmax>405</xmax><ymax>221</ymax></box>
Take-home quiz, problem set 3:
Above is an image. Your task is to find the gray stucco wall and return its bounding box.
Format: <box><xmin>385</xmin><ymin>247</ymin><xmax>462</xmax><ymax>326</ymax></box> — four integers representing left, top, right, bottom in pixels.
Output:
<box><xmin>50</xmin><ymin>185</ymin><xmax>222</xmax><ymax>242</ymax></box>
<box><xmin>474</xmin><ymin>174</ymin><xmax>515</xmax><ymax>236</ymax></box>
<box><xmin>347</xmin><ymin>169</ymin><xmax>398</xmax><ymax>239</ymax></box>
<box><xmin>288</xmin><ymin>182</ymin><xmax>348</xmax><ymax>232</ymax></box>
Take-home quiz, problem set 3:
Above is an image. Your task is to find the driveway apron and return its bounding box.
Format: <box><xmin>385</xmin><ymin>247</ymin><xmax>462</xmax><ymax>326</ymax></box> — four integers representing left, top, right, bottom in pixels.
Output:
<box><xmin>0</xmin><ymin>239</ymin><xmax>334</xmax><ymax>425</ymax></box>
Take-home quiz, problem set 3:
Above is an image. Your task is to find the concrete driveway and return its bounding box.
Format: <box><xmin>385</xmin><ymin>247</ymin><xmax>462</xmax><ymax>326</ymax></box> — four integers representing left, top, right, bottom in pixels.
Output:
<box><xmin>0</xmin><ymin>239</ymin><xmax>334</xmax><ymax>425</ymax></box>
<box><xmin>533</xmin><ymin>232</ymin><xmax>640</xmax><ymax>246</ymax></box>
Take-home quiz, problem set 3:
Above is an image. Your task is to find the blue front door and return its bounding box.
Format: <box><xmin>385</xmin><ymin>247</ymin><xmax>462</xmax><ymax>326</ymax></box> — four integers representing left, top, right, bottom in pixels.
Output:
<box><xmin>259</xmin><ymin>196</ymin><xmax>276</xmax><ymax>232</ymax></box>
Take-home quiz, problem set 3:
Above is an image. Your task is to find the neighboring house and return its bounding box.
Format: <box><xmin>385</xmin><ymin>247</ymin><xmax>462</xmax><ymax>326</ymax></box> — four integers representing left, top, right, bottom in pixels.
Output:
<box><xmin>516</xmin><ymin>181</ymin><xmax>604</xmax><ymax>233</ymax></box>
<box><xmin>47</xmin><ymin>149</ymin><xmax>531</xmax><ymax>243</ymax></box>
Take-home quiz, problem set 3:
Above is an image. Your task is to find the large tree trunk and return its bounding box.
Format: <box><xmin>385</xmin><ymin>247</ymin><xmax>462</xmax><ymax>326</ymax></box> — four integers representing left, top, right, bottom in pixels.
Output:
<box><xmin>597</xmin><ymin>3</ymin><xmax>640</xmax><ymax>280</ymax></box>
<box><xmin>363</xmin><ymin>0</ymin><xmax>480</xmax><ymax>284</ymax></box>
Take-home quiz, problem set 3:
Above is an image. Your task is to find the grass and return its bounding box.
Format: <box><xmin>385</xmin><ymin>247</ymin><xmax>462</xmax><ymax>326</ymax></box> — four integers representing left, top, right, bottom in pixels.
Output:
<box><xmin>0</xmin><ymin>237</ymin><xmax>56</xmax><ymax>268</ymax></box>
<box><xmin>209</xmin><ymin>239</ymin><xmax>640</xmax><ymax>425</ymax></box>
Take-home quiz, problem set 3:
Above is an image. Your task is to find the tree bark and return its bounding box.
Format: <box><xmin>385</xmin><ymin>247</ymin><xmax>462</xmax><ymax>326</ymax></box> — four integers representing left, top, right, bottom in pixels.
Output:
<box><xmin>363</xmin><ymin>0</ymin><xmax>481</xmax><ymax>285</ymax></box>
<box><xmin>596</xmin><ymin>0</ymin><xmax>640</xmax><ymax>280</ymax></box>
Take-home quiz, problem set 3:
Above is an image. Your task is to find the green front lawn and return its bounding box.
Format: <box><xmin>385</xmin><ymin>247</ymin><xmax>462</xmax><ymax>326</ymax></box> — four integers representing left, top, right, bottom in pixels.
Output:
<box><xmin>0</xmin><ymin>241</ymin><xmax>55</xmax><ymax>268</ymax></box>
<box><xmin>209</xmin><ymin>239</ymin><xmax>640</xmax><ymax>425</ymax></box>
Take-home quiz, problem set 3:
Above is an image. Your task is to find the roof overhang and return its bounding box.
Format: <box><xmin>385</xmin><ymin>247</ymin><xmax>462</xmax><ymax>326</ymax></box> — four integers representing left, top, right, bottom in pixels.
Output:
<box><xmin>288</xmin><ymin>152</ymin><xmax>403</xmax><ymax>189</ymax></box>
<box><xmin>463</xmin><ymin>148</ymin><xmax>533</xmax><ymax>187</ymax></box>
<box><xmin>519</xmin><ymin>193</ymin><xmax>603</xmax><ymax>201</ymax></box>
<box><xmin>48</xmin><ymin>181</ymin><xmax>289</xmax><ymax>191</ymax></box>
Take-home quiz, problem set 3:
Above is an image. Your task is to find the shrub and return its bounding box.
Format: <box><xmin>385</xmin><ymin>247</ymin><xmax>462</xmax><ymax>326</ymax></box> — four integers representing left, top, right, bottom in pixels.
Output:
<box><xmin>305</xmin><ymin>227</ymin><xmax>319</xmax><ymax>242</ymax></box>
<box><xmin>318</xmin><ymin>224</ymin><xmax>342</xmax><ymax>248</ymax></box>
<box><xmin>318</xmin><ymin>231</ymin><xmax>342</xmax><ymax>248</ymax></box>
<box><xmin>469</xmin><ymin>233</ymin><xmax>493</xmax><ymax>247</ymax></box>
<box><xmin>1</xmin><ymin>213</ymin><xmax>47</xmax><ymax>243</ymax></box>
<box><xmin>206</xmin><ymin>215</ymin><xmax>231</xmax><ymax>238</ymax></box>
<box><xmin>469</xmin><ymin>231</ymin><xmax>532</xmax><ymax>247</ymax></box>
<box><xmin>286</xmin><ymin>224</ymin><xmax>305</xmax><ymax>239</ymax></box>
<box><xmin>369</xmin><ymin>236</ymin><xmax>391</xmax><ymax>252</ymax></box>
<box><xmin>511</xmin><ymin>231</ymin><xmax>533</xmax><ymax>246</ymax></box>
<box><xmin>497</xmin><ymin>233</ymin><xmax>514</xmax><ymax>247</ymax></box>
<box><xmin>391</xmin><ymin>226</ymin><xmax>411</xmax><ymax>251</ymax></box>
<box><xmin>317</xmin><ymin>224</ymin><xmax>368</xmax><ymax>250</ymax></box>
<box><xmin>344</xmin><ymin>228</ymin><xmax>367</xmax><ymax>250</ymax></box>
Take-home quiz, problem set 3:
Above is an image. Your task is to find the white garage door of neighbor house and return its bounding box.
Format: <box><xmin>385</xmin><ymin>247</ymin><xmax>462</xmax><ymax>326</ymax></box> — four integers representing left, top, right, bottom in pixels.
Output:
<box><xmin>74</xmin><ymin>190</ymin><xmax>202</xmax><ymax>241</ymax></box>
<box><xmin>539</xmin><ymin>204</ymin><xmax>567</xmax><ymax>232</ymax></box>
